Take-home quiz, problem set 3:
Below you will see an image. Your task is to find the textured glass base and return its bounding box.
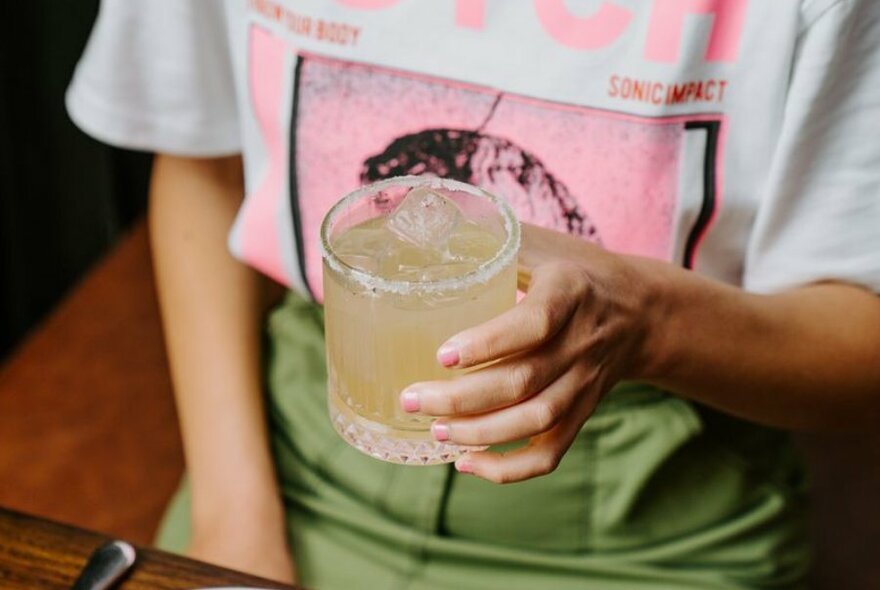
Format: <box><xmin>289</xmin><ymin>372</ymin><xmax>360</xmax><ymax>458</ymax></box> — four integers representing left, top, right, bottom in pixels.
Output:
<box><xmin>329</xmin><ymin>400</ymin><xmax>485</xmax><ymax>465</ymax></box>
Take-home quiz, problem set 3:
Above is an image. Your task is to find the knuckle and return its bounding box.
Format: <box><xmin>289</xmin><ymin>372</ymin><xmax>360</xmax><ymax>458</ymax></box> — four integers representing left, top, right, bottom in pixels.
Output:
<box><xmin>483</xmin><ymin>454</ymin><xmax>518</xmax><ymax>485</ymax></box>
<box><xmin>543</xmin><ymin>260</ymin><xmax>591</xmax><ymax>296</ymax></box>
<box><xmin>541</xmin><ymin>259</ymin><xmax>570</xmax><ymax>276</ymax></box>
<box><xmin>528</xmin><ymin>305</ymin><xmax>555</xmax><ymax>340</ymax></box>
<box><xmin>538</xmin><ymin>453</ymin><xmax>561</xmax><ymax>476</ymax></box>
<box><xmin>493</xmin><ymin>470</ymin><xmax>515</xmax><ymax>485</ymax></box>
<box><xmin>466</xmin><ymin>330</ymin><xmax>503</xmax><ymax>365</ymax></box>
<box><xmin>478</xmin><ymin>337</ymin><xmax>499</xmax><ymax>363</ymax></box>
<box><xmin>480</xmin><ymin>467</ymin><xmax>504</xmax><ymax>484</ymax></box>
<box><xmin>531</xmin><ymin>399</ymin><xmax>563</xmax><ymax>431</ymax></box>
<box><xmin>522</xmin><ymin>439</ymin><xmax>563</xmax><ymax>478</ymax></box>
<box><xmin>531</xmin><ymin>446</ymin><xmax>562</xmax><ymax>477</ymax></box>
<box><xmin>465</xmin><ymin>423</ymin><xmax>489</xmax><ymax>444</ymax></box>
<box><xmin>507</xmin><ymin>363</ymin><xmax>538</xmax><ymax>400</ymax></box>
<box><xmin>545</xmin><ymin>260</ymin><xmax>580</xmax><ymax>286</ymax></box>
<box><xmin>447</xmin><ymin>391</ymin><xmax>468</xmax><ymax>415</ymax></box>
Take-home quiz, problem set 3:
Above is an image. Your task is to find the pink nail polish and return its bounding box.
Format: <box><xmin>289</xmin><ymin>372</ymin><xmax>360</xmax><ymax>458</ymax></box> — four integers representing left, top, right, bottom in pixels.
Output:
<box><xmin>432</xmin><ymin>422</ymin><xmax>450</xmax><ymax>442</ymax></box>
<box><xmin>400</xmin><ymin>390</ymin><xmax>420</xmax><ymax>413</ymax></box>
<box><xmin>437</xmin><ymin>343</ymin><xmax>460</xmax><ymax>368</ymax></box>
<box><xmin>455</xmin><ymin>459</ymin><xmax>474</xmax><ymax>474</ymax></box>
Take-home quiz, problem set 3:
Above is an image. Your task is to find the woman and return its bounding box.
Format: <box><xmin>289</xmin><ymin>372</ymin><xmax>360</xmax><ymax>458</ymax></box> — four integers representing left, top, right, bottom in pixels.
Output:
<box><xmin>68</xmin><ymin>1</ymin><xmax>880</xmax><ymax>588</ymax></box>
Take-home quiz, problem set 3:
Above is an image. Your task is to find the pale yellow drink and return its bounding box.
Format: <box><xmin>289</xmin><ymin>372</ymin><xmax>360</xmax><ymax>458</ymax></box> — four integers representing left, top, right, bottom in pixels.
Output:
<box><xmin>320</xmin><ymin>177</ymin><xmax>519</xmax><ymax>465</ymax></box>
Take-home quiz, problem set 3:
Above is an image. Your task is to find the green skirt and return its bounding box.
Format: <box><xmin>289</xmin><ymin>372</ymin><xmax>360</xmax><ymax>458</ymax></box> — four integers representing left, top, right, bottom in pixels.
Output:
<box><xmin>157</xmin><ymin>293</ymin><xmax>809</xmax><ymax>589</ymax></box>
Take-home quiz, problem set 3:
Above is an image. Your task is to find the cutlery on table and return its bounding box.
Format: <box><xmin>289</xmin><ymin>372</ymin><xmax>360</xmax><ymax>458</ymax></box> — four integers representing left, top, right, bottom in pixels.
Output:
<box><xmin>71</xmin><ymin>540</ymin><xmax>136</xmax><ymax>590</ymax></box>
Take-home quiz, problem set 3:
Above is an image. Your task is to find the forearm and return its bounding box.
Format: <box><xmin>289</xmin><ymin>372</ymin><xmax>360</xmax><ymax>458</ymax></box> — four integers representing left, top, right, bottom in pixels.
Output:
<box><xmin>149</xmin><ymin>154</ymin><xmax>281</xmax><ymax>524</ymax></box>
<box><xmin>638</xmin><ymin>258</ymin><xmax>880</xmax><ymax>432</ymax></box>
<box><xmin>422</xmin><ymin>224</ymin><xmax>880</xmax><ymax>481</ymax></box>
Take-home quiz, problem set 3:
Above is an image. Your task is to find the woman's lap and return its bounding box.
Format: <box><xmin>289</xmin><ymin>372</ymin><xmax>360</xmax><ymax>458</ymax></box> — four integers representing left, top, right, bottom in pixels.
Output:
<box><xmin>156</xmin><ymin>293</ymin><xmax>810</xmax><ymax>589</ymax></box>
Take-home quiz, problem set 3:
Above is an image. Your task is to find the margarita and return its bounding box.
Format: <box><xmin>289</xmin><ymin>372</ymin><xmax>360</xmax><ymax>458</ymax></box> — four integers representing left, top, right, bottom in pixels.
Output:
<box><xmin>321</xmin><ymin>176</ymin><xmax>519</xmax><ymax>465</ymax></box>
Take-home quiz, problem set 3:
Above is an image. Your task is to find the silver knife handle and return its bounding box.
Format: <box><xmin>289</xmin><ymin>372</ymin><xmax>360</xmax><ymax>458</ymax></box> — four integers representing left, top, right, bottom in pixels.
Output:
<box><xmin>71</xmin><ymin>540</ymin><xmax>137</xmax><ymax>590</ymax></box>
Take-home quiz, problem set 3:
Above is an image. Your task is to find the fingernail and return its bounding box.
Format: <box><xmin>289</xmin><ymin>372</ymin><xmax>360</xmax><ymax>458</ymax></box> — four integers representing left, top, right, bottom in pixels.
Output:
<box><xmin>400</xmin><ymin>390</ymin><xmax>421</xmax><ymax>413</ymax></box>
<box><xmin>432</xmin><ymin>422</ymin><xmax>450</xmax><ymax>442</ymax></box>
<box><xmin>437</xmin><ymin>342</ymin><xmax>461</xmax><ymax>368</ymax></box>
<box><xmin>455</xmin><ymin>458</ymin><xmax>474</xmax><ymax>474</ymax></box>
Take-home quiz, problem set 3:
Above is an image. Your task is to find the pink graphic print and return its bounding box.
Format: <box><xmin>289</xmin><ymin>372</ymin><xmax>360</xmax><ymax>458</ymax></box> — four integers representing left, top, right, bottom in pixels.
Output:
<box><xmin>292</xmin><ymin>55</ymin><xmax>721</xmax><ymax>300</ymax></box>
<box><xmin>238</xmin><ymin>26</ymin><xmax>288</xmax><ymax>284</ymax></box>
<box><xmin>533</xmin><ymin>0</ymin><xmax>634</xmax><ymax>50</ymax></box>
<box><xmin>645</xmin><ymin>0</ymin><xmax>748</xmax><ymax>63</ymax></box>
<box><xmin>455</xmin><ymin>0</ymin><xmax>486</xmax><ymax>29</ymax></box>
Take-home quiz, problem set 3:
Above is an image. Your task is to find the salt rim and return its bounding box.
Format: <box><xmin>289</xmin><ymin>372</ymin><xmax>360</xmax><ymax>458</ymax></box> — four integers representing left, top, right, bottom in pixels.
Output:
<box><xmin>320</xmin><ymin>176</ymin><xmax>520</xmax><ymax>295</ymax></box>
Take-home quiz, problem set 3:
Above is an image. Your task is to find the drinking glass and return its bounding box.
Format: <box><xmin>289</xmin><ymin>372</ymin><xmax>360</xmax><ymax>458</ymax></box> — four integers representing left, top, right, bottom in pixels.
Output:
<box><xmin>320</xmin><ymin>176</ymin><xmax>520</xmax><ymax>464</ymax></box>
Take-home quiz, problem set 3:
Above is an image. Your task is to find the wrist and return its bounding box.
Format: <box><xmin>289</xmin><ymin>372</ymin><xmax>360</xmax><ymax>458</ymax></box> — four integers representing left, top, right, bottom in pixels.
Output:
<box><xmin>190</xmin><ymin>476</ymin><xmax>285</xmax><ymax>534</ymax></box>
<box><xmin>191</xmin><ymin>496</ymin><xmax>286</xmax><ymax>542</ymax></box>
<box><xmin>622</xmin><ymin>255</ymin><xmax>679</xmax><ymax>382</ymax></box>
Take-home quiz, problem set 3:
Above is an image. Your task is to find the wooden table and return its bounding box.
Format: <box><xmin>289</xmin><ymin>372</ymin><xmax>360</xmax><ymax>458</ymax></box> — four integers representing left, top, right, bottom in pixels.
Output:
<box><xmin>0</xmin><ymin>508</ymin><xmax>297</xmax><ymax>589</ymax></box>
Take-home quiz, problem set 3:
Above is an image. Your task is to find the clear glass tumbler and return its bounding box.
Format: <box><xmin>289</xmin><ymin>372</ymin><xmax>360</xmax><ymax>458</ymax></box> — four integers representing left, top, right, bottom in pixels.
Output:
<box><xmin>320</xmin><ymin>176</ymin><xmax>520</xmax><ymax>465</ymax></box>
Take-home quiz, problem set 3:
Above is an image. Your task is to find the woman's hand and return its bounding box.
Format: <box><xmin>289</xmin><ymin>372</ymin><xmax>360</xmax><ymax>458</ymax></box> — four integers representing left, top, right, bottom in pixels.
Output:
<box><xmin>400</xmin><ymin>224</ymin><xmax>657</xmax><ymax>484</ymax></box>
<box><xmin>187</xmin><ymin>496</ymin><xmax>296</xmax><ymax>583</ymax></box>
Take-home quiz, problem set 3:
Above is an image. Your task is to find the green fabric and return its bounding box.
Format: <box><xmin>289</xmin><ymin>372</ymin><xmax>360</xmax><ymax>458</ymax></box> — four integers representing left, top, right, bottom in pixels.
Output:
<box><xmin>157</xmin><ymin>293</ymin><xmax>810</xmax><ymax>589</ymax></box>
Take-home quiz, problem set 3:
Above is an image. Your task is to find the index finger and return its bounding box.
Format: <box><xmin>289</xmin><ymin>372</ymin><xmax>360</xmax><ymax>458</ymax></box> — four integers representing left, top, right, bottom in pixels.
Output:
<box><xmin>437</xmin><ymin>264</ymin><xmax>576</xmax><ymax>369</ymax></box>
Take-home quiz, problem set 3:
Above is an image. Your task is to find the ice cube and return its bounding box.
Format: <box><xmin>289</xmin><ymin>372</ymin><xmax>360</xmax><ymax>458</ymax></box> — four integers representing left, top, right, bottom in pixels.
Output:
<box><xmin>386</xmin><ymin>186</ymin><xmax>463</xmax><ymax>249</ymax></box>
<box><xmin>332</xmin><ymin>226</ymin><xmax>389</xmax><ymax>274</ymax></box>
<box><xmin>377</xmin><ymin>241</ymin><xmax>443</xmax><ymax>279</ymax></box>
<box><xmin>332</xmin><ymin>226</ymin><xmax>389</xmax><ymax>258</ymax></box>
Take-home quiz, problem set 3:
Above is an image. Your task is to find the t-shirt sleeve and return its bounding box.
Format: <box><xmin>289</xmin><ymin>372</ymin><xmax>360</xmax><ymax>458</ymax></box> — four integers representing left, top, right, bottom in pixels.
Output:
<box><xmin>744</xmin><ymin>0</ymin><xmax>880</xmax><ymax>294</ymax></box>
<box><xmin>66</xmin><ymin>0</ymin><xmax>241</xmax><ymax>156</ymax></box>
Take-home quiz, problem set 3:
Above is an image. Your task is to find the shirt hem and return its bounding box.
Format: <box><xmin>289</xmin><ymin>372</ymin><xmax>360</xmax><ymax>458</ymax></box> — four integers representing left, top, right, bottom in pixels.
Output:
<box><xmin>65</xmin><ymin>80</ymin><xmax>242</xmax><ymax>157</ymax></box>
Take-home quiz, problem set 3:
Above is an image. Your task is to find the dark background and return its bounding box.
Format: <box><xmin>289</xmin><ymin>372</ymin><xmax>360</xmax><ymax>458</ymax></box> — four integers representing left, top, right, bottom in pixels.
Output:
<box><xmin>0</xmin><ymin>1</ymin><xmax>152</xmax><ymax>360</ymax></box>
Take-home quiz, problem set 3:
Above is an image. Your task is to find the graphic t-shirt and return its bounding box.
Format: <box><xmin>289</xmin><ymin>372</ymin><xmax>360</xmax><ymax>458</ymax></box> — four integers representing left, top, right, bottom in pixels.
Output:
<box><xmin>67</xmin><ymin>0</ymin><xmax>880</xmax><ymax>301</ymax></box>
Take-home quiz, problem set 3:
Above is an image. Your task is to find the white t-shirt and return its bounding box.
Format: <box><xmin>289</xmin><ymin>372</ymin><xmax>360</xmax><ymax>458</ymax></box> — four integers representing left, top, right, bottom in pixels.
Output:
<box><xmin>67</xmin><ymin>0</ymin><xmax>880</xmax><ymax>301</ymax></box>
